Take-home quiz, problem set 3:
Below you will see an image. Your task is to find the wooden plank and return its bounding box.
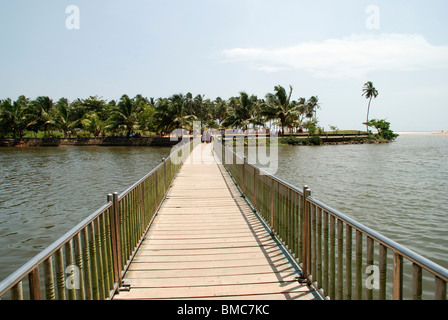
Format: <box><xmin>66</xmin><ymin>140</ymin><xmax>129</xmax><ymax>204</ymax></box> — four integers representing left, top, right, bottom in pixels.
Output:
<box><xmin>113</xmin><ymin>143</ymin><xmax>317</xmax><ymax>300</ymax></box>
<box><xmin>129</xmin><ymin>257</ymin><xmax>293</xmax><ymax>270</ymax></box>
<box><xmin>124</xmin><ymin>264</ymin><xmax>297</xmax><ymax>279</ymax></box>
<box><xmin>123</xmin><ymin>272</ymin><xmax>298</xmax><ymax>287</ymax></box>
<box><xmin>131</xmin><ymin>251</ymin><xmax>286</xmax><ymax>263</ymax></box>
<box><xmin>113</xmin><ymin>282</ymin><xmax>313</xmax><ymax>300</ymax></box>
<box><xmin>131</xmin><ymin>246</ymin><xmax>280</xmax><ymax>257</ymax></box>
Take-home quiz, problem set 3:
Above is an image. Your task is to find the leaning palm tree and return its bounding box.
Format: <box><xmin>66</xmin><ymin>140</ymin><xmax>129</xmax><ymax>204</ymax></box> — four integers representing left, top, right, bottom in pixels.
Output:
<box><xmin>307</xmin><ymin>95</ymin><xmax>321</xmax><ymax>120</ymax></box>
<box><xmin>362</xmin><ymin>81</ymin><xmax>379</xmax><ymax>134</ymax></box>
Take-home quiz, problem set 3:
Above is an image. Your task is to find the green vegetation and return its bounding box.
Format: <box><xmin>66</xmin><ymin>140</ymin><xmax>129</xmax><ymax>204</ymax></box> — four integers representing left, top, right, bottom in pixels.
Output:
<box><xmin>361</xmin><ymin>81</ymin><xmax>398</xmax><ymax>141</ymax></box>
<box><xmin>363</xmin><ymin>119</ymin><xmax>399</xmax><ymax>141</ymax></box>
<box><xmin>362</xmin><ymin>81</ymin><xmax>379</xmax><ymax>134</ymax></box>
<box><xmin>0</xmin><ymin>83</ymin><xmax>398</xmax><ymax>143</ymax></box>
<box><xmin>0</xmin><ymin>85</ymin><xmax>321</xmax><ymax>139</ymax></box>
<box><xmin>282</xmin><ymin>136</ymin><xmax>323</xmax><ymax>146</ymax></box>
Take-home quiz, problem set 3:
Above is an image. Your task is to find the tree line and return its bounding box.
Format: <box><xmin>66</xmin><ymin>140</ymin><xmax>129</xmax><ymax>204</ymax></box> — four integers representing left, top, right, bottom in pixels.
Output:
<box><xmin>0</xmin><ymin>85</ymin><xmax>321</xmax><ymax>139</ymax></box>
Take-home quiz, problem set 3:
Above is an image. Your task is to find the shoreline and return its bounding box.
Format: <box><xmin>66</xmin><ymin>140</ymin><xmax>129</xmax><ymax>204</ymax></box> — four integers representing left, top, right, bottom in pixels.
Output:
<box><xmin>0</xmin><ymin>135</ymin><xmax>393</xmax><ymax>148</ymax></box>
<box><xmin>398</xmin><ymin>131</ymin><xmax>448</xmax><ymax>135</ymax></box>
<box><xmin>0</xmin><ymin>136</ymin><xmax>182</xmax><ymax>148</ymax></box>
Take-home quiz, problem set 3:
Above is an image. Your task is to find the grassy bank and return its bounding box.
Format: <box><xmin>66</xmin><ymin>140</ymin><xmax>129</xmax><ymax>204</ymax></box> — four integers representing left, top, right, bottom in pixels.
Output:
<box><xmin>223</xmin><ymin>133</ymin><xmax>391</xmax><ymax>147</ymax></box>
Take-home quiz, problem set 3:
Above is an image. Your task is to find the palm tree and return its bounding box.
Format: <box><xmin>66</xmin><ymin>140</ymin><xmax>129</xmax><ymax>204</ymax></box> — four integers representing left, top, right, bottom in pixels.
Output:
<box><xmin>362</xmin><ymin>81</ymin><xmax>379</xmax><ymax>134</ymax></box>
<box><xmin>81</xmin><ymin>112</ymin><xmax>103</xmax><ymax>137</ymax></box>
<box><xmin>0</xmin><ymin>96</ymin><xmax>30</xmax><ymax>138</ymax></box>
<box><xmin>138</xmin><ymin>98</ymin><xmax>156</xmax><ymax>134</ymax></box>
<box><xmin>107</xmin><ymin>94</ymin><xmax>143</xmax><ymax>136</ymax></box>
<box><xmin>153</xmin><ymin>95</ymin><xmax>196</xmax><ymax>135</ymax></box>
<box><xmin>170</xmin><ymin>93</ymin><xmax>197</xmax><ymax>132</ymax></box>
<box><xmin>222</xmin><ymin>92</ymin><xmax>258</xmax><ymax>130</ymax></box>
<box><xmin>307</xmin><ymin>96</ymin><xmax>321</xmax><ymax>120</ymax></box>
<box><xmin>153</xmin><ymin>97</ymin><xmax>174</xmax><ymax>135</ymax></box>
<box><xmin>264</xmin><ymin>85</ymin><xmax>301</xmax><ymax>135</ymax></box>
<box><xmin>213</xmin><ymin>97</ymin><xmax>229</xmax><ymax>127</ymax></box>
<box><xmin>28</xmin><ymin>96</ymin><xmax>55</xmax><ymax>137</ymax></box>
<box><xmin>54</xmin><ymin>98</ymin><xmax>77</xmax><ymax>137</ymax></box>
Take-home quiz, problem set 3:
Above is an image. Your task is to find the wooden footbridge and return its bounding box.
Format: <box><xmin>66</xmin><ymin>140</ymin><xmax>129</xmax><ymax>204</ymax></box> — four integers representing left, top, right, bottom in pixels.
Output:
<box><xmin>113</xmin><ymin>143</ymin><xmax>316</xmax><ymax>300</ymax></box>
<box><xmin>0</xmin><ymin>137</ymin><xmax>447</xmax><ymax>300</ymax></box>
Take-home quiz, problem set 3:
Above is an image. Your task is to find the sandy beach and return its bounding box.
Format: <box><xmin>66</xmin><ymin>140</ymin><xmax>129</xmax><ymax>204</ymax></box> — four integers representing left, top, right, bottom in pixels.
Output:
<box><xmin>397</xmin><ymin>131</ymin><xmax>448</xmax><ymax>136</ymax></box>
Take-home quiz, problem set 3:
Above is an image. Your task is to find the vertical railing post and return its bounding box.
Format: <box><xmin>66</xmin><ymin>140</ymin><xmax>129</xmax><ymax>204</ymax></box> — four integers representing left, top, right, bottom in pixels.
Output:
<box><xmin>393</xmin><ymin>252</ymin><xmax>403</xmax><ymax>300</ymax></box>
<box><xmin>366</xmin><ymin>237</ymin><xmax>374</xmax><ymax>300</ymax></box>
<box><xmin>28</xmin><ymin>267</ymin><xmax>41</xmax><ymax>300</ymax></box>
<box><xmin>300</xmin><ymin>186</ymin><xmax>311</xmax><ymax>283</ymax></box>
<box><xmin>253</xmin><ymin>167</ymin><xmax>257</xmax><ymax>207</ymax></box>
<box><xmin>109</xmin><ymin>192</ymin><xmax>122</xmax><ymax>290</ymax></box>
<box><xmin>162</xmin><ymin>158</ymin><xmax>166</xmax><ymax>195</ymax></box>
<box><xmin>242</xmin><ymin>157</ymin><xmax>246</xmax><ymax>196</ymax></box>
<box><xmin>270</xmin><ymin>179</ymin><xmax>275</xmax><ymax>233</ymax></box>
<box><xmin>43</xmin><ymin>257</ymin><xmax>55</xmax><ymax>300</ymax></box>
<box><xmin>140</xmin><ymin>182</ymin><xmax>146</xmax><ymax>234</ymax></box>
<box><xmin>379</xmin><ymin>244</ymin><xmax>387</xmax><ymax>300</ymax></box>
<box><xmin>412</xmin><ymin>263</ymin><xmax>422</xmax><ymax>300</ymax></box>
<box><xmin>11</xmin><ymin>282</ymin><xmax>23</xmax><ymax>300</ymax></box>
<box><xmin>355</xmin><ymin>231</ymin><xmax>363</xmax><ymax>299</ymax></box>
<box><xmin>435</xmin><ymin>277</ymin><xmax>446</xmax><ymax>300</ymax></box>
<box><xmin>154</xmin><ymin>167</ymin><xmax>158</xmax><ymax>210</ymax></box>
<box><xmin>345</xmin><ymin>225</ymin><xmax>353</xmax><ymax>300</ymax></box>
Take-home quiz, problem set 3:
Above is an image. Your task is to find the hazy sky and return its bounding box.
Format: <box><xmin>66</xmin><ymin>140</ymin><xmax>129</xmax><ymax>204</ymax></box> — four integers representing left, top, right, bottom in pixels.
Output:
<box><xmin>1</xmin><ymin>0</ymin><xmax>447</xmax><ymax>132</ymax></box>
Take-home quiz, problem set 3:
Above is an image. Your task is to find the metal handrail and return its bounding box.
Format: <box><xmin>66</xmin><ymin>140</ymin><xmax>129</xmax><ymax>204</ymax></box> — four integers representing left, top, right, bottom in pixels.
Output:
<box><xmin>309</xmin><ymin>197</ymin><xmax>448</xmax><ymax>283</ymax></box>
<box><xmin>215</xmin><ymin>139</ymin><xmax>448</xmax><ymax>300</ymax></box>
<box><xmin>0</xmin><ymin>138</ymin><xmax>195</xmax><ymax>300</ymax></box>
<box><xmin>0</xmin><ymin>202</ymin><xmax>112</xmax><ymax>297</ymax></box>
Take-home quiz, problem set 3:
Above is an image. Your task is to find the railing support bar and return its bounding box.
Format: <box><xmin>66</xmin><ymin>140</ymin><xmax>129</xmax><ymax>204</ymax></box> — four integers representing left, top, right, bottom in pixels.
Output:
<box><xmin>109</xmin><ymin>192</ymin><xmax>122</xmax><ymax>290</ymax></box>
<box><xmin>300</xmin><ymin>186</ymin><xmax>311</xmax><ymax>283</ymax></box>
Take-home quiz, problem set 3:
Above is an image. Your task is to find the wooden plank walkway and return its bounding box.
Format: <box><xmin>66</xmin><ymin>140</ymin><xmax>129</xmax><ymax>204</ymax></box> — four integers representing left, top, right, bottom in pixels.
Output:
<box><xmin>113</xmin><ymin>143</ymin><xmax>319</xmax><ymax>300</ymax></box>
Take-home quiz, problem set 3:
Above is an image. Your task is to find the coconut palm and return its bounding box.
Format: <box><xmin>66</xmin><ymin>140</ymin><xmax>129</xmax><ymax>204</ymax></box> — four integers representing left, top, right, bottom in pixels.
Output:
<box><xmin>307</xmin><ymin>96</ymin><xmax>321</xmax><ymax>120</ymax></box>
<box><xmin>54</xmin><ymin>98</ymin><xmax>77</xmax><ymax>137</ymax></box>
<box><xmin>153</xmin><ymin>95</ymin><xmax>196</xmax><ymax>135</ymax></box>
<box><xmin>264</xmin><ymin>85</ymin><xmax>301</xmax><ymax>135</ymax></box>
<box><xmin>213</xmin><ymin>97</ymin><xmax>229</xmax><ymax>127</ymax></box>
<box><xmin>107</xmin><ymin>94</ymin><xmax>143</xmax><ymax>136</ymax></box>
<box><xmin>28</xmin><ymin>96</ymin><xmax>55</xmax><ymax>137</ymax></box>
<box><xmin>81</xmin><ymin>112</ymin><xmax>103</xmax><ymax>137</ymax></box>
<box><xmin>81</xmin><ymin>96</ymin><xmax>109</xmax><ymax>121</ymax></box>
<box><xmin>362</xmin><ymin>81</ymin><xmax>379</xmax><ymax>134</ymax></box>
<box><xmin>138</xmin><ymin>98</ymin><xmax>156</xmax><ymax>134</ymax></box>
<box><xmin>0</xmin><ymin>96</ymin><xmax>30</xmax><ymax>138</ymax></box>
<box><xmin>222</xmin><ymin>92</ymin><xmax>258</xmax><ymax>130</ymax></box>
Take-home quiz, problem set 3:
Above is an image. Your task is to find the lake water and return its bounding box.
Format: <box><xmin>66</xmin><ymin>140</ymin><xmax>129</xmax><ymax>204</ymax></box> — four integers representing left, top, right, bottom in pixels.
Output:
<box><xmin>272</xmin><ymin>133</ymin><xmax>448</xmax><ymax>272</ymax></box>
<box><xmin>0</xmin><ymin>134</ymin><xmax>447</xmax><ymax>297</ymax></box>
<box><xmin>0</xmin><ymin>146</ymin><xmax>171</xmax><ymax>282</ymax></box>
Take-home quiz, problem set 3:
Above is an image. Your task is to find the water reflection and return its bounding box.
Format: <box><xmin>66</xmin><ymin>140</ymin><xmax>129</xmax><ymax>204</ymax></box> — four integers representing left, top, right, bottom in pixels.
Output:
<box><xmin>0</xmin><ymin>146</ymin><xmax>171</xmax><ymax>281</ymax></box>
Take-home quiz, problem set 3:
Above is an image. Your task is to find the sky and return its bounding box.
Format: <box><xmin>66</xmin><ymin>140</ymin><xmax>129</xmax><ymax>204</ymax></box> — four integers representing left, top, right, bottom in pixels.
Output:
<box><xmin>0</xmin><ymin>0</ymin><xmax>447</xmax><ymax>132</ymax></box>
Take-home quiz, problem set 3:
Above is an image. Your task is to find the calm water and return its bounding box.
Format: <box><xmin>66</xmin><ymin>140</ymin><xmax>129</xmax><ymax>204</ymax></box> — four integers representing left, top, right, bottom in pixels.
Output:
<box><xmin>1</xmin><ymin>134</ymin><xmax>447</xmax><ymax>297</ymax></box>
<box><xmin>0</xmin><ymin>146</ymin><xmax>171</xmax><ymax>282</ymax></box>
<box><xmin>271</xmin><ymin>133</ymin><xmax>448</xmax><ymax>271</ymax></box>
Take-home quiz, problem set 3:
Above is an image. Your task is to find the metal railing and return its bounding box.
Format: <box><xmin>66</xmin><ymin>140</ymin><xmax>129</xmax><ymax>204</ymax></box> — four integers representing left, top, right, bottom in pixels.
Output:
<box><xmin>0</xmin><ymin>139</ymin><xmax>194</xmax><ymax>300</ymax></box>
<box><xmin>215</xmin><ymin>139</ymin><xmax>448</xmax><ymax>300</ymax></box>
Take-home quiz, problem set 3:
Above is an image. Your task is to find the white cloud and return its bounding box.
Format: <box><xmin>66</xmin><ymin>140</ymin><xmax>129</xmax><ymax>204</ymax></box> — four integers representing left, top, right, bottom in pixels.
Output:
<box><xmin>221</xmin><ymin>33</ymin><xmax>448</xmax><ymax>79</ymax></box>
